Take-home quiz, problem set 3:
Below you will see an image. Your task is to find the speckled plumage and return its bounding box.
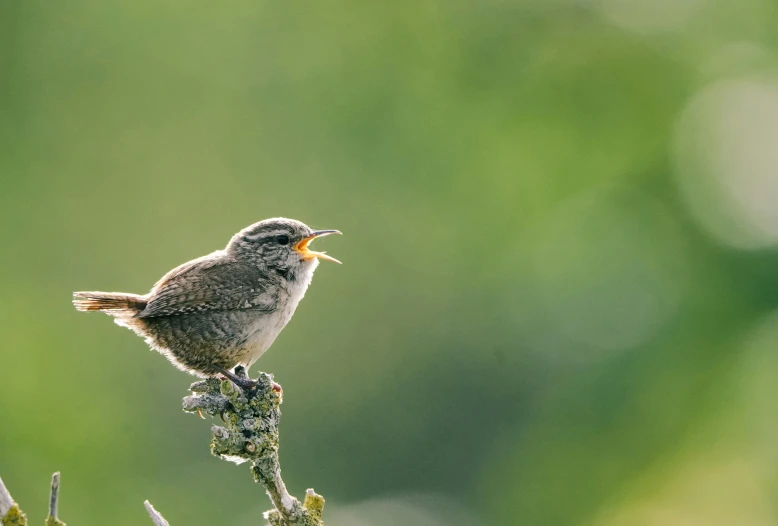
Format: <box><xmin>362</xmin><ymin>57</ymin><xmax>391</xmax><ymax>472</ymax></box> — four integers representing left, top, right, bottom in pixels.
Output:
<box><xmin>73</xmin><ymin>218</ymin><xmax>339</xmax><ymax>377</ymax></box>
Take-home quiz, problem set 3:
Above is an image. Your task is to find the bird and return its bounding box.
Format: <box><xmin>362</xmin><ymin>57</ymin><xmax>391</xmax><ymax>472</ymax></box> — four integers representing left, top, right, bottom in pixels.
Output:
<box><xmin>73</xmin><ymin>218</ymin><xmax>340</xmax><ymax>380</ymax></box>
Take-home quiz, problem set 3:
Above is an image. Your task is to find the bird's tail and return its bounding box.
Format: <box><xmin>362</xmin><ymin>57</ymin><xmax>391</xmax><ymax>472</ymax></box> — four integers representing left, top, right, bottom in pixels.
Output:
<box><xmin>72</xmin><ymin>291</ymin><xmax>146</xmax><ymax>316</ymax></box>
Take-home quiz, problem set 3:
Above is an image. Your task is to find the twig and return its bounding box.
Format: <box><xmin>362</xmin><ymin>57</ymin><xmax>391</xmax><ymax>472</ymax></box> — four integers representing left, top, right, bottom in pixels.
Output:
<box><xmin>0</xmin><ymin>476</ymin><xmax>14</xmax><ymax>517</ymax></box>
<box><xmin>48</xmin><ymin>473</ymin><xmax>60</xmax><ymax>518</ymax></box>
<box><xmin>183</xmin><ymin>368</ymin><xmax>325</xmax><ymax>526</ymax></box>
<box><xmin>0</xmin><ymin>475</ymin><xmax>28</xmax><ymax>526</ymax></box>
<box><xmin>144</xmin><ymin>501</ymin><xmax>170</xmax><ymax>526</ymax></box>
<box><xmin>45</xmin><ymin>472</ymin><xmax>65</xmax><ymax>526</ymax></box>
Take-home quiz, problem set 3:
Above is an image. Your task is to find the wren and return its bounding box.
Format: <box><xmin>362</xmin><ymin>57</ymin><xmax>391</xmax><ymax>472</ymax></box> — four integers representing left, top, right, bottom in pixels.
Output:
<box><xmin>73</xmin><ymin>218</ymin><xmax>340</xmax><ymax>378</ymax></box>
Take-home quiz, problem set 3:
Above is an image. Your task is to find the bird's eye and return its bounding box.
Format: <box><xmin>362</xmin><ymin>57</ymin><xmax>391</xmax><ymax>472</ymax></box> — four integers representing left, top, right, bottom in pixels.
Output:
<box><xmin>276</xmin><ymin>235</ymin><xmax>290</xmax><ymax>245</ymax></box>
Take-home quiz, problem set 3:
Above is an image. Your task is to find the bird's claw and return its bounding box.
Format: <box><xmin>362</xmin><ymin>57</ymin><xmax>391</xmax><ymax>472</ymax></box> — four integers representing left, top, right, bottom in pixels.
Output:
<box><xmin>216</xmin><ymin>366</ymin><xmax>259</xmax><ymax>391</ymax></box>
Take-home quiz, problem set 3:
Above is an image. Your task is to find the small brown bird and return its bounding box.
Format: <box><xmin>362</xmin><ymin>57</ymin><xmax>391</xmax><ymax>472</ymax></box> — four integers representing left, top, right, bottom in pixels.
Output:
<box><xmin>73</xmin><ymin>218</ymin><xmax>340</xmax><ymax>378</ymax></box>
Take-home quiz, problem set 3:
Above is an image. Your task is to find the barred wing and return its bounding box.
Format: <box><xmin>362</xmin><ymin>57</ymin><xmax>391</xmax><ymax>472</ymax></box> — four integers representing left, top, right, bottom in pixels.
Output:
<box><xmin>138</xmin><ymin>253</ymin><xmax>277</xmax><ymax>318</ymax></box>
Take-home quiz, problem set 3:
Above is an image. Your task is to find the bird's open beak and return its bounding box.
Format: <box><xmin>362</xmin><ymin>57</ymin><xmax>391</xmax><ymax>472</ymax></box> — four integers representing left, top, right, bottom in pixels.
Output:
<box><xmin>294</xmin><ymin>230</ymin><xmax>342</xmax><ymax>264</ymax></box>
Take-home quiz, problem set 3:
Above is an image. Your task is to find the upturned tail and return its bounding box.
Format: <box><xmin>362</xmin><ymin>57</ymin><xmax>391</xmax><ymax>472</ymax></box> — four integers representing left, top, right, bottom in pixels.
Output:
<box><xmin>72</xmin><ymin>291</ymin><xmax>147</xmax><ymax>316</ymax></box>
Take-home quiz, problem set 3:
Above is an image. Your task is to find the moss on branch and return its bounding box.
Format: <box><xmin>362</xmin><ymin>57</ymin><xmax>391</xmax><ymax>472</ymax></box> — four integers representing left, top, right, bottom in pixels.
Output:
<box><xmin>182</xmin><ymin>368</ymin><xmax>325</xmax><ymax>526</ymax></box>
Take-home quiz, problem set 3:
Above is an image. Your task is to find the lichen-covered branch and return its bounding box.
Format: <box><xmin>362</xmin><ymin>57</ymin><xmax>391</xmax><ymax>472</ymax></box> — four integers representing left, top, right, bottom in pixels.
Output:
<box><xmin>0</xmin><ymin>475</ymin><xmax>30</xmax><ymax>526</ymax></box>
<box><xmin>182</xmin><ymin>368</ymin><xmax>325</xmax><ymax>526</ymax></box>
<box><xmin>0</xmin><ymin>475</ymin><xmax>27</xmax><ymax>526</ymax></box>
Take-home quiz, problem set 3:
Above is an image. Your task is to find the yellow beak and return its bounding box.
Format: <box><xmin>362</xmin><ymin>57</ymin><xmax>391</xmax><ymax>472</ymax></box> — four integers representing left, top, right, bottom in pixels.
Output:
<box><xmin>294</xmin><ymin>230</ymin><xmax>342</xmax><ymax>264</ymax></box>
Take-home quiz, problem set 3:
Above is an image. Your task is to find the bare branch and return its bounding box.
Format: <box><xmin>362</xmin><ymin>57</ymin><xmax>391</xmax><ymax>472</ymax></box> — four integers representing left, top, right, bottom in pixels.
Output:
<box><xmin>45</xmin><ymin>472</ymin><xmax>66</xmax><ymax>526</ymax></box>
<box><xmin>0</xmin><ymin>476</ymin><xmax>13</xmax><ymax>518</ymax></box>
<box><xmin>49</xmin><ymin>472</ymin><xmax>60</xmax><ymax>518</ymax></box>
<box><xmin>144</xmin><ymin>501</ymin><xmax>170</xmax><ymax>526</ymax></box>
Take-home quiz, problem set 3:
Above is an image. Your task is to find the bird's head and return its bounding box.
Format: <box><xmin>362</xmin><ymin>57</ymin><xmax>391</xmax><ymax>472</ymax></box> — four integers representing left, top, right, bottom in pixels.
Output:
<box><xmin>229</xmin><ymin>218</ymin><xmax>341</xmax><ymax>276</ymax></box>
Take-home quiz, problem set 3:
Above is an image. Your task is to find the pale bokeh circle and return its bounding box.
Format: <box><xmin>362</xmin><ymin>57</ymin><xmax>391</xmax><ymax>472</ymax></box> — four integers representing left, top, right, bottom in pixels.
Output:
<box><xmin>674</xmin><ymin>76</ymin><xmax>778</xmax><ymax>249</ymax></box>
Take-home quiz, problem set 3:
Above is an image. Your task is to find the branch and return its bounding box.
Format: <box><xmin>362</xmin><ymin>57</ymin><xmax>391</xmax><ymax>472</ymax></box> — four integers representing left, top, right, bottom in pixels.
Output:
<box><xmin>1</xmin><ymin>475</ymin><xmax>29</xmax><ymax>526</ymax></box>
<box><xmin>182</xmin><ymin>368</ymin><xmax>325</xmax><ymax>526</ymax></box>
<box><xmin>144</xmin><ymin>501</ymin><xmax>170</xmax><ymax>526</ymax></box>
<box><xmin>45</xmin><ymin>472</ymin><xmax>65</xmax><ymax>526</ymax></box>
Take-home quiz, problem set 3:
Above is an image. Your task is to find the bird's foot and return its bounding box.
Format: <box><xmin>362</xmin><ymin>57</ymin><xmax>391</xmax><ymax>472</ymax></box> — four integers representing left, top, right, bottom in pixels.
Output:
<box><xmin>216</xmin><ymin>366</ymin><xmax>259</xmax><ymax>391</ymax></box>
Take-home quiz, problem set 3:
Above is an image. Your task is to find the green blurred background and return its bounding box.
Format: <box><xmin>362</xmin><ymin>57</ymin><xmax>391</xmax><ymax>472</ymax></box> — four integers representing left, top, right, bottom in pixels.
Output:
<box><xmin>3</xmin><ymin>1</ymin><xmax>778</xmax><ymax>524</ymax></box>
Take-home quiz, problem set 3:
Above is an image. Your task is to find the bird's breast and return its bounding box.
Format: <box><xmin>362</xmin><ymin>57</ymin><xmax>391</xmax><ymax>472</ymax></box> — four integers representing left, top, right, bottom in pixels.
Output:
<box><xmin>241</xmin><ymin>261</ymin><xmax>317</xmax><ymax>366</ymax></box>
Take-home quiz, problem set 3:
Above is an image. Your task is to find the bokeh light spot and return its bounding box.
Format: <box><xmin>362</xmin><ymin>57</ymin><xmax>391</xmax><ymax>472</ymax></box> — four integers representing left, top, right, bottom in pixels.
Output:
<box><xmin>675</xmin><ymin>76</ymin><xmax>778</xmax><ymax>249</ymax></box>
